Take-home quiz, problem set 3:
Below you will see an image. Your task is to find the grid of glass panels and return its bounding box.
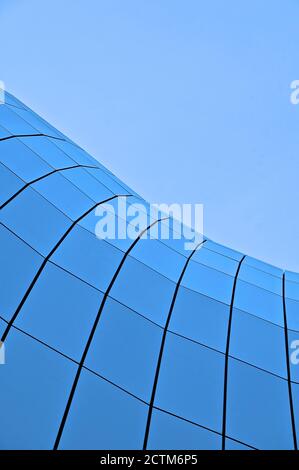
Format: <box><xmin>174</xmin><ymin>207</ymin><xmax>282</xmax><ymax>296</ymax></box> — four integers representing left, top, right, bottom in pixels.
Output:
<box><xmin>0</xmin><ymin>91</ymin><xmax>297</xmax><ymax>450</ymax></box>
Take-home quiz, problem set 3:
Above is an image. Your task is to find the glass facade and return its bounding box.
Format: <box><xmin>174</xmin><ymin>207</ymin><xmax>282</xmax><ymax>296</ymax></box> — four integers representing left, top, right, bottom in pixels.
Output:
<box><xmin>0</xmin><ymin>91</ymin><xmax>298</xmax><ymax>450</ymax></box>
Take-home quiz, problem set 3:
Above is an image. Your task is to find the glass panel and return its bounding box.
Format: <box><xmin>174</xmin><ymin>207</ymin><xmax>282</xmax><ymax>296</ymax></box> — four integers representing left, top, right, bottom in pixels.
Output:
<box><xmin>0</xmin><ymin>123</ymin><xmax>12</xmax><ymax>138</ymax></box>
<box><xmin>234</xmin><ymin>279</ymin><xmax>284</xmax><ymax>327</ymax></box>
<box><xmin>239</xmin><ymin>262</ymin><xmax>282</xmax><ymax>295</ymax></box>
<box><xmin>86</xmin><ymin>167</ymin><xmax>131</xmax><ymax>195</ymax></box>
<box><xmin>147</xmin><ymin>409</ymin><xmax>221</xmax><ymax>450</ymax></box>
<box><xmin>18</xmin><ymin>136</ymin><xmax>76</xmax><ymax>168</ymax></box>
<box><xmin>154</xmin><ymin>332</ymin><xmax>224</xmax><ymax>432</ymax></box>
<box><xmin>285</xmin><ymin>271</ymin><xmax>299</xmax><ymax>284</ymax></box>
<box><xmin>203</xmin><ymin>240</ymin><xmax>243</xmax><ymax>261</ymax></box>
<box><xmin>0</xmin><ymin>164</ymin><xmax>24</xmax><ymax>206</ymax></box>
<box><xmin>285</xmin><ymin>298</ymin><xmax>299</xmax><ymax>332</ymax></box>
<box><xmin>51</xmin><ymin>225</ymin><xmax>123</xmax><ymax>292</ymax></box>
<box><xmin>32</xmin><ymin>172</ymin><xmax>94</xmax><ymax>221</ymax></box>
<box><xmin>244</xmin><ymin>256</ymin><xmax>283</xmax><ymax>278</ymax></box>
<box><xmin>192</xmin><ymin>246</ymin><xmax>239</xmax><ymax>276</ymax></box>
<box><xmin>86</xmin><ymin>166</ymin><xmax>138</xmax><ymax>197</ymax></box>
<box><xmin>3</xmin><ymin>91</ymin><xmax>25</xmax><ymax>109</ymax></box>
<box><xmin>0</xmin><ymin>138</ymin><xmax>52</xmax><ymax>181</ymax></box>
<box><xmin>15</xmin><ymin>263</ymin><xmax>103</xmax><ymax>362</ymax></box>
<box><xmin>110</xmin><ymin>256</ymin><xmax>176</xmax><ymax>327</ymax></box>
<box><xmin>58</xmin><ymin>369</ymin><xmax>148</xmax><ymax>449</ymax></box>
<box><xmin>285</xmin><ymin>279</ymin><xmax>299</xmax><ymax>302</ymax></box>
<box><xmin>130</xmin><ymin>237</ymin><xmax>186</xmax><ymax>282</ymax></box>
<box><xmin>11</xmin><ymin>106</ymin><xmax>63</xmax><ymax>139</ymax></box>
<box><xmin>53</xmin><ymin>140</ymin><xmax>99</xmax><ymax>167</ymax></box>
<box><xmin>0</xmin><ymin>224</ymin><xmax>43</xmax><ymax>321</ymax></box>
<box><xmin>226</xmin><ymin>358</ymin><xmax>293</xmax><ymax>449</ymax></box>
<box><xmin>0</xmin><ymin>328</ymin><xmax>76</xmax><ymax>449</ymax></box>
<box><xmin>85</xmin><ymin>296</ymin><xmax>163</xmax><ymax>402</ymax></box>
<box><xmin>0</xmin><ymin>105</ymin><xmax>38</xmax><ymax>135</ymax></box>
<box><xmin>169</xmin><ymin>286</ymin><xmax>229</xmax><ymax>353</ymax></box>
<box><xmin>61</xmin><ymin>167</ymin><xmax>113</xmax><ymax>202</ymax></box>
<box><xmin>0</xmin><ymin>187</ymin><xmax>70</xmax><ymax>256</ymax></box>
<box><xmin>230</xmin><ymin>308</ymin><xmax>287</xmax><ymax>378</ymax></box>
<box><xmin>181</xmin><ymin>259</ymin><xmax>234</xmax><ymax>305</ymax></box>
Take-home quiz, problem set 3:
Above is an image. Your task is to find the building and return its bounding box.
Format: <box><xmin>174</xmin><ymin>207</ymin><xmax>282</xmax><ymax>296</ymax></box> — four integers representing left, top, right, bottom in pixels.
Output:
<box><xmin>0</xmin><ymin>92</ymin><xmax>298</xmax><ymax>450</ymax></box>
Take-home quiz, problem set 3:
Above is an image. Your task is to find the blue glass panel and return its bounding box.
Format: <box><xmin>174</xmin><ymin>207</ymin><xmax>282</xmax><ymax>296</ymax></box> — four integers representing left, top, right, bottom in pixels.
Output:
<box><xmin>0</xmin><ymin>329</ymin><xmax>76</xmax><ymax>449</ymax></box>
<box><xmin>52</xmin><ymin>140</ymin><xmax>99</xmax><ymax>167</ymax></box>
<box><xmin>286</xmin><ymin>298</ymin><xmax>299</xmax><ymax>332</ymax></box>
<box><xmin>159</xmin><ymin>233</ymin><xmax>191</xmax><ymax>259</ymax></box>
<box><xmin>130</xmin><ymin>237</ymin><xmax>186</xmax><ymax>282</ymax></box>
<box><xmin>234</xmin><ymin>279</ymin><xmax>284</xmax><ymax>327</ymax></box>
<box><xmin>110</xmin><ymin>256</ymin><xmax>175</xmax><ymax>326</ymax></box>
<box><xmin>147</xmin><ymin>409</ymin><xmax>221</xmax><ymax>450</ymax></box>
<box><xmin>0</xmin><ymin>224</ymin><xmax>43</xmax><ymax>320</ymax></box>
<box><xmin>18</xmin><ymin>136</ymin><xmax>76</xmax><ymax>168</ymax></box>
<box><xmin>11</xmin><ymin>106</ymin><xmax>63</xmax><ymax>139</ymax></box>
<box><xmin>192</xmin><ymin>246</ymin><xmax>238</xmax><ymax>276</ymax></box>
<box><xmin>285</xmin><ymin>271</ymin><xmax>299</xmax><ymax>284</ymax></box>
<box><xmin>32</xmin><ymin>172</ymin><xmax>94</xmax><ymax>220</ymax></box>
<box><xmin>86</xmin><ymin>167</ymin><xmax>131</xmax><ymax>195</ymax></box>
<box><xmin>0</xmin><ymin>187</ymin><xmax>70</xmax><ymax>256</ymax></box>
<box><xmin>169</xmin><ymin>286</ymin><xmax>229</xmax><ymax>352</ymax></box>
<box><xmin>15</xmin><ymin>263</ymin><xmax>103</xmax><ymax>361</ymax></box>
<box><xmin>0</xmin><ymin>164</ymin><xmax>24</xmax><ymax>206</ymax></box>
<box><xmin>155</xmin><ymin>332</ymin><xmax>224</xmax><ymax>432</ymax></box>
<box><xmin>244</xmin><ymin>256</ymin><xmax>283</xmax><ymax>278</ymax></box>
<box><xmin>59</xmin><ymin>369</ymin><xmax>148</xmax><ymax>449</ymax></box>
<box><xmin>203</xmin><ymin>240</ymin><xmax>243</xmax><ymax>261</ymax></box>
<box><xmin>51</xmin><ymin>225</ymin><xmax>123</xmax><ymax>292</ymax></box>
<box><xmin>3</xmin><ymin>91</ymin><xmax>25</xmax><ymax>109</ymax></box>
<box><xmin>61</xmin><ymin>167</ymin><xmax>113</xmax><ymax>202</ymax></box>
<box><xmin>0</xmin><ymin>105</ymin><xmax>37</xmax><ymax>135</ymax></box>
<box><xmin>285</xmin><ymin>279</ymin><xmax>299</xmax><ymax>302</ymax></box>
<box><xmin>239</xmin><ymin>262</ymin><xmax>282</xmax><ymax>295</ymax></box>
<box><xmin>85</xmin><ymin>297</ymin><xmax>162</xmax><ymax>401</ymax></box>
<box><xmin>182</xmin><ymin>259</ymin><xmax>234</xmax><ymax>305</ymax></box>
<box><xmin>226</xmin><ymin>358</ymin><xmax>293</xmax><ymax>449</ymax></box>
<box><xmin>0</xmin><ymin>138</ymin><xmax>52</xmax><ymax>181</ymax></box>
<box><xmin>230</xmin><ymin>308</ymin><xmax>287</xmax><ymax>378</ymax></box>
<box><xmin>0</xmin><ymin>123</ymin><xmax>12</xmax><ymax>138</ymax></box>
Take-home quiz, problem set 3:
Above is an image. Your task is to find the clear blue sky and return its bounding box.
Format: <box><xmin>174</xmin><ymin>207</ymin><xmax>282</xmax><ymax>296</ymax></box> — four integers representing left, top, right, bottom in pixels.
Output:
<box><xmin>1</xmin><ymin>0</ymin><xmax>299</xmax><ymax>271</ymax></box>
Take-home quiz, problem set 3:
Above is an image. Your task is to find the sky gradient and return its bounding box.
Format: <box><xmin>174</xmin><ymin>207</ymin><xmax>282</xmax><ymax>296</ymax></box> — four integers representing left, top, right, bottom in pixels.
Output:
<box><xmin>1</xmin><ymin>0</ymin><xmax>299</xmax><ymax>271</ymax></box>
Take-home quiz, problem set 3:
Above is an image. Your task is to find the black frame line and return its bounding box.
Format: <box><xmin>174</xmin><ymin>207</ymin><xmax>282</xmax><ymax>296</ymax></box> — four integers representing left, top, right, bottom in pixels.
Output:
<box><xmin>142</xmin><ymin>239</ymin><xmax>207</xmax><ymax>450</ymax></box>
<box><xmin>282</xmin><ymin>272</ymin><xmax>298</xmax><ymax>450</ymax></box>
<box><xmin>221</xmin><ymin>254</ymin><xmax>246</xmax><ymax>450</ymax></box>
<box><xmin>1</xmin><ymin>194</ymin><xmax>130</xmax><ymax>343</ymax></box>
<box><xmin>0</xmin><ymin>133</ymin><xmax>65</xmax><ymax>142</ymax></box>
<box><xmin>53</xmin><ymin>216</ymin><xmax>168</xmax><ymax>450</ymax></box>
<box><xmin>0</xmin><ymin>164</ymin><xmax>98</xmax><ymax>210</ymax></box>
